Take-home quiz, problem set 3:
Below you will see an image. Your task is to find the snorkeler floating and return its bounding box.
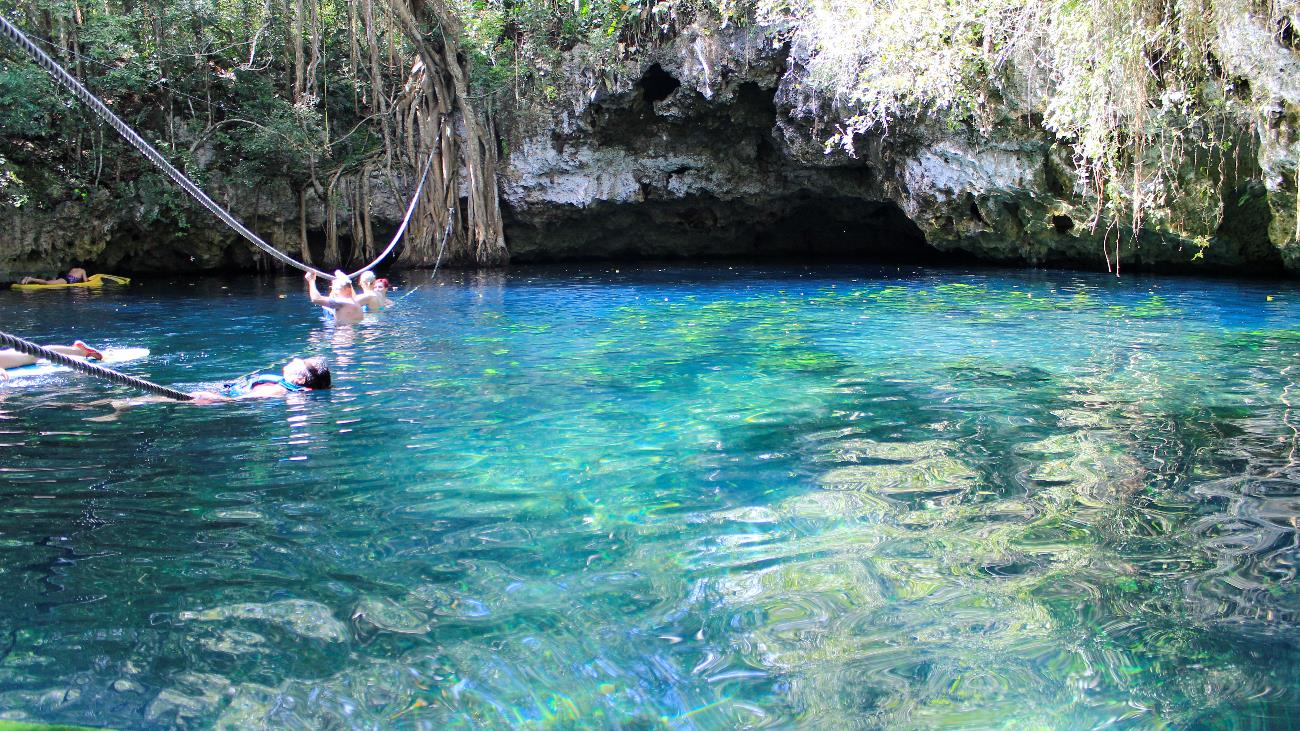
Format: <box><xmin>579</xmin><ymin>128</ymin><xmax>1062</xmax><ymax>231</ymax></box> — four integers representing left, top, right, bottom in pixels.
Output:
<box><xmin>188</xmin><ymin>357</ymin><xmax>331</xmax><ymax>403</ymax></box>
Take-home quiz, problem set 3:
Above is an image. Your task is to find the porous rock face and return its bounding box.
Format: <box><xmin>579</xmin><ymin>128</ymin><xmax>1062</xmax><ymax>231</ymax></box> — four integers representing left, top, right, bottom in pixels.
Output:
<box><xmin>1216</xmin><ymin>7</ymin><xmax>1300</xmax><ymax>268</ymax></box>
<box><xmin>0</xmin><ymin>180</ymin><xmax>289</xmax><ymax>281</ymax></box>
<box><xmin>500</xmin><ymin>21</ymin><xmax>1296</xmax><ymax>273</ymax></box>
<box><xmin>0</xmin><ymin>166</ymin><xmax>409</xmax><ymax>281</ymax></box>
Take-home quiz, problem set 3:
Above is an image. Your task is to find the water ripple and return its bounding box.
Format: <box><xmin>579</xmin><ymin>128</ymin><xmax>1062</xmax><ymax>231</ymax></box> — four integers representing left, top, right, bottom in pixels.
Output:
<box><xmin>2</xmin><ymin>267</ymin><xmax>1300</xmax><ymax>728</ymax></box>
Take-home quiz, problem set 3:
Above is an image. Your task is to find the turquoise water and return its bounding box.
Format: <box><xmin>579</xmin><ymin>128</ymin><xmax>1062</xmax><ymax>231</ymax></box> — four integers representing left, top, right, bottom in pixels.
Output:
<box><xmin>1</xmin><ymin>264</ymin><xmax>1300</xmax><ymax>729</ymax></box>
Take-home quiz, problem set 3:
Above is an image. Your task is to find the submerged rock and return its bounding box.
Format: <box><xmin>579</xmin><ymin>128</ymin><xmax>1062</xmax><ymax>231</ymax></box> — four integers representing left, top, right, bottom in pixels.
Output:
<box><xmin>178</xmin><ymin>599</ymin><xmax>348</xmax><ymax>643</ymax></box>
<box><xmin>112</xmin><ymin>678</ymin><xmax>143</xmax><ymax>693</ymax></box>
<box><xmin>144</xmin><ymin>672</ymin><xmax>233</xmax><ymax>726</ymax></box>
<box><xmin>351</xmin><ymin>596</ymin><xmax>431</xmax><ymax>635</ymax></box>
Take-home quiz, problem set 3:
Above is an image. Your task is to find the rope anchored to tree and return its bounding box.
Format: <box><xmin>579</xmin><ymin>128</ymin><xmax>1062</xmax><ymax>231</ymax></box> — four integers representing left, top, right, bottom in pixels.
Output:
<box><xmin>0</xmin><ymin>11</ymin><xmax>433</xmax><ymax>280</ymax></box>
<box><xmin>0</xmin><ymin>331</ymin><xmax>193</xmax><ymax>401</ymax></box>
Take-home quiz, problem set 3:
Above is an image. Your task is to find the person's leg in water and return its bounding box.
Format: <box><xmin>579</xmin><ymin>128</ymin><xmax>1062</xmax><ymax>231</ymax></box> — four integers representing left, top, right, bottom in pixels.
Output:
<box><xmin>0</xmin><ymin>341</ymin><xmax>104</xmax><ymax>377</ymax></box>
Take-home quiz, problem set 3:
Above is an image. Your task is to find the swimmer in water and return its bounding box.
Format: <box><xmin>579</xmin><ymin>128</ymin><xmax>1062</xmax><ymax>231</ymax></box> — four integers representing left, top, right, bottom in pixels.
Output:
<box><xmin>357</xmin><ymin>271</ymin><xmax>393</xmax><ymax>311</ymax></box>
<box><xmin>20</xmin><ymin>267</ymin><xmax>89</xmax><ymax>285</ymax></box>
<box><xmin>0</xmin><ymin>340</ymin><xmax>103</xmax><ymax>381</ymax></box>
<box><xmin>306</xmin><ymin>270</ymin><xmax>366</xmax><ymax>324</ymax></box>
<box><xmin>187</xmin><ymin>356</ymin><xmax>331</xmax><ymax>403</ymax></box>
<box><xmin>374</xmin><ymin>278</ymin><xmax>394</xmax><ymax>309</ymax></box>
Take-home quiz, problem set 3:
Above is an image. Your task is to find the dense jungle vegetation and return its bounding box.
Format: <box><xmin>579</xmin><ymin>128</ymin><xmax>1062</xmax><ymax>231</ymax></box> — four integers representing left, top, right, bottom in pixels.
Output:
<box><xmin>0</xmin><ymin>0</ymin><xmax>1295</xmax><ymax>267</ymax></box>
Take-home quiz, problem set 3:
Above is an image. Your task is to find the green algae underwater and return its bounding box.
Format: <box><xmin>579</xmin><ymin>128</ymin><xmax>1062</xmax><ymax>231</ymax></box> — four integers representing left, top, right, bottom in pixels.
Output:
<box><xmin>1</xmin><ymin>264</ymin><xmax>1299</xmax><ymax>729</ymax></box>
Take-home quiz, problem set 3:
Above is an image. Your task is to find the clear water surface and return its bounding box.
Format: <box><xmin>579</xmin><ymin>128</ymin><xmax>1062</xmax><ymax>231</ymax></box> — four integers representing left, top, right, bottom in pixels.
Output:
<box><xmin>1</xmin><ymin>263</ymin><xmax>1299</xmax><ymax>729</ymax></box>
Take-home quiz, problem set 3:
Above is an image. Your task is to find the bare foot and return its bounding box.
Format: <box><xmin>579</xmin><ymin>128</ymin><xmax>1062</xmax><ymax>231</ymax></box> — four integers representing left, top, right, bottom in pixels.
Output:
<box><xmin>73</xmin><ymin>340</ymin><xmax>104</xmax><ymax>361</ymax></box>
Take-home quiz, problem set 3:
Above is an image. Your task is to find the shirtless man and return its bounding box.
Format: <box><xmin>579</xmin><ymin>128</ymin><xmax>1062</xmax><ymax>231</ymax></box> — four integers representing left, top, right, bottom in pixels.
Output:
<box><xmin>305</xmin><ymin>270</ymin><xmax>372</xmax><ymax>324</ymax></box>
<box><xmin>20</xmin><ymin>267</ymin><xmax>89</xmax><ymax>285</ymax></box>
<box><xmin>0</xmin><ymin>340</ymin><xmax>102</xmax><ymax>380</ymax></box>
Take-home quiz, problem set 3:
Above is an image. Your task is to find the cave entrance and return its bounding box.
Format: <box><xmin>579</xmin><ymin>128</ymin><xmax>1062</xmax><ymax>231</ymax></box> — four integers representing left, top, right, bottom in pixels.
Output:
<box><xmin>503</xmin><ymin>193</ymin><xmax>962</xmax><ymax>265</ymax></box>
<box><xmin>751</xmin><ymin>196</ymin><xmax>947</xmax><ymax>261</ymax></box>
<box><xmin>639</xmin><ymin>64</ymin><xmax>680</xmax><ymax>106</ymax></box>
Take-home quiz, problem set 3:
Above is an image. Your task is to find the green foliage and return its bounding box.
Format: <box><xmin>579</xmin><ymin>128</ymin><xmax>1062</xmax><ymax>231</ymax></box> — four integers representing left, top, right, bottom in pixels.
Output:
<box><xmin>0</xmin><ymin>153</ymin><xmax>26</xmax><ymax>208</ymax></box>
<box><xmin>0</xmin><ymin>0</ymin><xmax>416</xmax><ymax>228</ymax></box>
<box><xmin>0</xmin><ymin>62</ymin><xmax>62</xmax><ymax>137</ymax></box>
<box><xmin>219</xmin><ymin>93</ymin><xmax>325</xmax><ymax>185</ymax></box>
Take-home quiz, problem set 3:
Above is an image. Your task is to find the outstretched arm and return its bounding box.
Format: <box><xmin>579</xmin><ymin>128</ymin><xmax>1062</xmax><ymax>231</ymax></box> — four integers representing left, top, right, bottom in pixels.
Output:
<box><xmin>305</xmin><ymin>272</ymin><xmax>331</xmax><ymax>307</ymax></box>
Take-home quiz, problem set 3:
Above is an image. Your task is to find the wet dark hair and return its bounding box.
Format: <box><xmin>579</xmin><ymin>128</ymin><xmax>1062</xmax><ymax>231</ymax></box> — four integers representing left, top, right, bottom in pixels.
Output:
<box><xmin>299</xmin><ymin>356</ymin><xmax>331</xmax><ymax>390</ymax></box>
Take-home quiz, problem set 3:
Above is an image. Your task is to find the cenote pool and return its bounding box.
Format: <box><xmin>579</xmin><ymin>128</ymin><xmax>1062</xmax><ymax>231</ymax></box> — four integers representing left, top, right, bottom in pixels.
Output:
<box><xmin>1</xmin><ymin>263</ymin><xmax>1299</xmax><ymax>729</ymax></box>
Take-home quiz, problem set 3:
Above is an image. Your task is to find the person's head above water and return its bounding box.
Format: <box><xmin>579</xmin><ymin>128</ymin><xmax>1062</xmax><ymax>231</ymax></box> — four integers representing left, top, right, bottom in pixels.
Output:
<box><xmin>358</xmin><ymin>271</ymin><xmax>376</xmax><ymax>291</ymax></box>
<box><xmin>330</xmin><ymin>270</ymin><xmax>354</xmax><ymax>297</ymax></box>
<box><xmin>185</xmin><ymin>356</ymin><xmax>331</xmax><ymax>403</ymax></box>
<box><xmin>283</xmin><ymin>356</ymin><xmax>331</xmax><ymax>390</ymax></box>
<box><xmin>374</xmin><ymin>278</ymin><xmax>389</xmax><ymax>295</ymax></box>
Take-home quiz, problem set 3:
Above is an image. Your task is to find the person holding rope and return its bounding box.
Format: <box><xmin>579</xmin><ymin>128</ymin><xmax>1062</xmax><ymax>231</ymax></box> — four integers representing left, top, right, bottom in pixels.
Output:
<box><xmin>0</xmin><ymin>339</ymin><xmax>102</xmax><ymax>380</ymax></box>
<box><xmin>305</xmin><ymin>270</ymin><xmax>371</xmax><ymax>324</ymax></box>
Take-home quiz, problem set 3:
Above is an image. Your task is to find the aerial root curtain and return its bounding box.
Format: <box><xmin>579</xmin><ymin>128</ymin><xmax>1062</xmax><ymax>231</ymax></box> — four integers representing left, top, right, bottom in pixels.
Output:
<box><xmin>387</xmin><ymin>0</ymin><xmax>508</xmax><ymax>268</ymax></box>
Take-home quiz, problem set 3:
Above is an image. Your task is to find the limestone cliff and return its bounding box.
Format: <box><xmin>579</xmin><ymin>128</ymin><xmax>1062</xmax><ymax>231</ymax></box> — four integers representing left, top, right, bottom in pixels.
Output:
<box><xmin>499</xmin><ymin>14</ymin><xmax>1298</xmax><ymax>273</ymax></box>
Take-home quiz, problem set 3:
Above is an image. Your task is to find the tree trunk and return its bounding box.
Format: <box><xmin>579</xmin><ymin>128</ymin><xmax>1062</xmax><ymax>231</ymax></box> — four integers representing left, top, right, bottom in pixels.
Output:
<box><xmin>362</xmin><ymin>0</ymin><xmax>394</xmax><ymax>165</ymax></box>
<box><xmin>385</xmin><ymin>0</ymin><xmax>508</xmax><ymax>267</ymax></box>
<box><xmin>298</xmin><ymin>187</ymin><xmax>313</xmax><ymax>265</ymax></box>
<box><xmin>324</xmin><ymin>168</ymin><xmax>343</xmax><ymax>265</ymax></box>
<box><xmin>292</xmin><ymin>0</ymin><xmax>305</xmax><ymax>101</ymax></box>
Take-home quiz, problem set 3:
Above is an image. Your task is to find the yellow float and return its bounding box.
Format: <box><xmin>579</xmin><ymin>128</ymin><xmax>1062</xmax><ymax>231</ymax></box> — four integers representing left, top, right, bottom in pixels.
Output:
<box><xmin>11</xmin><ymin>273</ymin><xmax>131</xmax><ymax>291</ymax></box>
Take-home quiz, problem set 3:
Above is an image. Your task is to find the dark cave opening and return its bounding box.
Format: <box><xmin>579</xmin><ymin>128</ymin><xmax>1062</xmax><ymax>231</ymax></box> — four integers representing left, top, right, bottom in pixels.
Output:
<box><xmin>504</xmin><ymin>194</ymin><xmax>960</xmax><ymax>265</ymax></box>
<box><xmin>639</xmin><ymin>64</ymin><xmax>681</xmax><ymax>106</ymax></box>
<box><xmin>751</xmin><ymin>196</ymin><xmax>943</xmax><ymax>261</ymax></box>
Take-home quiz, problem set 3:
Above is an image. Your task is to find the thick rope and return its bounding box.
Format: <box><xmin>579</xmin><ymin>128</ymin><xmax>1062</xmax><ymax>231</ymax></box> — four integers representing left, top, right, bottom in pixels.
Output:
<box><xmin>0</xmin><ymin>331</ymin><xmax>193</xmax><ymax>401</ymax></box>
<box><xmin>431</xmin><ymin>206</ymin><xmax>454</xmax><ymax>274</ymax></box>
<box><xmin>347</xmin><ymin>164</ymin><xmax>440</xmax><ymax>278</ymax></box>
<box><xmin>0</xmin><ymin>12</ymin><xmax>432</xmax><ymax>280</ymax></box>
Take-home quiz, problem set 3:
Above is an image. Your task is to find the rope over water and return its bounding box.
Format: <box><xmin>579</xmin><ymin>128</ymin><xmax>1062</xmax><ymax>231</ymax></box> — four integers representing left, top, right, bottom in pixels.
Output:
<box><xmin>0</xmin><ymin>331</ymin><xmax>193</xmax><ymax>401</ymax></box>
<box><xmin>0</xmin><ymin>12</ymin><xmax>432</xmax><ymax>280</ymax></box>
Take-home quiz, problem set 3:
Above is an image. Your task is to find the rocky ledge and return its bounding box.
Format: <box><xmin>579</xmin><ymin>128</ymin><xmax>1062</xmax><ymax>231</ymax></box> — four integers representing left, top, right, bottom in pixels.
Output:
<box><xmin>500</xmin><ymin>14</ymin><xmax>1299</xmax><ymax>274</ymax></box>
<box><xmin>3</xmin><ymin>10</ymin><xmax>1296</xmax><ymax>278</ymax></box>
